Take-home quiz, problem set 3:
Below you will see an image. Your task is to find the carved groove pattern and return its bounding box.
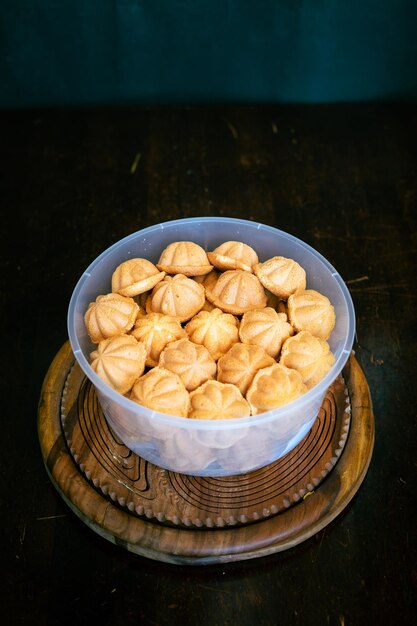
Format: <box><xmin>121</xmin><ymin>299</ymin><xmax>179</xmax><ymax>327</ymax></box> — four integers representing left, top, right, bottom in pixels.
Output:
<box><xmin>168</xmin><ymin>396</ymin><xmax>335</xmax><ymax>513</ymax></box>
<box><xmin>61</xmin><ymin>362</ymin><xmax>351</xmax><ymax>529</ymax></box>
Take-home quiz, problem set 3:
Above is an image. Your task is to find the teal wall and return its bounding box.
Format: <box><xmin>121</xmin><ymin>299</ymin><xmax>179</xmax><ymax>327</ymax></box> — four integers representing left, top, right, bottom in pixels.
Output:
<box><xmin>1</xmin><ymin>0</ymin><xmax>417</xmax><ymax>107</ymax></box>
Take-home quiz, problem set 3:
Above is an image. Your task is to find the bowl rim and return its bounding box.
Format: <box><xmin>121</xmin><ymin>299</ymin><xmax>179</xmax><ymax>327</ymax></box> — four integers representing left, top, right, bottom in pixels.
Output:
<box><xmin>67</xmin><ymin>217</ymin><xmax>356</xmax><ymax>431</ymax></box>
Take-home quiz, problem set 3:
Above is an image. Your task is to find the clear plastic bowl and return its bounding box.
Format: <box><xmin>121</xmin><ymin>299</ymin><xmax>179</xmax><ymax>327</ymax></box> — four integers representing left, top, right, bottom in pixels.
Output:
<box><xmin>68</xmin><ymin>217</ymin><xmax>355</xmax><ymax>476</ymax></box>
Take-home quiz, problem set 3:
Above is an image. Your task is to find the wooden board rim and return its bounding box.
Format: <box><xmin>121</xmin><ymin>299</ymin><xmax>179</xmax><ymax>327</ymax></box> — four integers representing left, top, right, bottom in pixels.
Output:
<box><xmin>38</xmin><ymin>341</ymin><xmax>374</xmax><ymax>565</ymax></box>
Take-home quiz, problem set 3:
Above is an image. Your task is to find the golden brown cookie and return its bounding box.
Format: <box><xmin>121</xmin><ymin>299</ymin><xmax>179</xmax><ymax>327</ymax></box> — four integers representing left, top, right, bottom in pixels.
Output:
<box><xmin>193</xmin><ymin>269</ymin><xmax>219</xmax><ymax>311</ymax></box>
<box><xmin>254</xmin><ymin>256</ymin><xmax>306</xmax><ymax>299</ymax></box>
<box><xmin>246</xmin><ymin>363</ymin><xmax>307</xmax><ymax>414</ymax></box>
<box><xmin>188</xmin><ymin>380</ymin><xmax>250</xmax><ymax>420</ymax></box>
<box><xmin>156</xmin><ymin>241</ymin><xmax>213</xmax><ymax>276</ymax></box>
<box><xmin>90</xmin><ymin>334</ymin><xmax>146</xmax><ymax>395</ymax></box>
<box><xmin>207</xmin><ymin>241</ymin><xmax>259</xmax><ymax>272</ymax></box>
<box><xmin>148</xmin><ymin>274</ymin><xmax>206</xmax><ymax>322</ymax></box>
<box><xmin>159</xmin><ymin>338</ymin><xmax>217</xmax><ymax>391</ymax></box>
<box><xmin>287</xmin><ymin>288</ymin><xmax>336</xmax><ymax>340</ymax></box>
<box><xmin>205</xmin><ymin>269</ymin><xmax>267</xmax><ymax>315</ymax></box>
<box><xmin>111</xmin><ymin>258</ymin><xmax>165</xmax><ymax>297</ymax></box>
<box><xmin>185</xmin><ymin>307</ymin><xmax>240</xmax><ymax>361</ymax></box>
<box><xmin>239</xmin><ymin>307</ymin><xmax>294</xmax><ymax>358</ymax></box>
<box><xmin>217</xmin><ymin>342</ymin><xmax>275</xmax><ymax>396</ymax></box>
<box><xmin>279</xmin><ymin>331</ymin><xmax>335</xmax><ymax>389</ymax></box>
<box><xmin>130</xmin><ymin>367</ymin><xmax>190</xmax><ymax>417</ymax></box>
<box><xmin>84</xmin><ymin>293</ymin><xmax>139</xmax><ymax>343</ymax></box>
<box><xmin>131</xmin><ymin>312</ymin><xmax>186</xmax><ymax>367</ymax></box>
<box><xmin>193</xmin><ymin>268</ymin><xmax>220</xmax><ymax>287</ymax></box>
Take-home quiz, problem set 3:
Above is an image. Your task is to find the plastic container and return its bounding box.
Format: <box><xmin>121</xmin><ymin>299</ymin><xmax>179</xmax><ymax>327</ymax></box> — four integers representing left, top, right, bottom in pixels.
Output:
<box><xmin>68</xmin><ymin>217</ymin><xmax>355</xmax><ymax>476</ymax></box>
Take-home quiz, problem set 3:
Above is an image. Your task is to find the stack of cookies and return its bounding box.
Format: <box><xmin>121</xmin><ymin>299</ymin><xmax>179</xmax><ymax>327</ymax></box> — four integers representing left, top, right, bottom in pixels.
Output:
<box><xmin>84</xmin><ymin>239</ymin><xmax>336</xmax><ymax>419</ymax></box>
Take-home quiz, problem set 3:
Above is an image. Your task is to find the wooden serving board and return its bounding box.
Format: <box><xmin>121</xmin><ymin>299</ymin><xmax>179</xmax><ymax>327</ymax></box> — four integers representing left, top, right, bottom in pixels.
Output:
<box><xmin>38</xmin><ymin>341</ymin><xmax>374</xmax><ymax>565</ymax></box>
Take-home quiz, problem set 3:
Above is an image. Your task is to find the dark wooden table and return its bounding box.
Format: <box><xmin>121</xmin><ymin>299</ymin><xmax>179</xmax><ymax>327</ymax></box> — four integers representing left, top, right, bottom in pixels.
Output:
<box><xmin>2</xmin><ymin>103</ymin><xmax>416</xmax><ymax>625</ymax></box>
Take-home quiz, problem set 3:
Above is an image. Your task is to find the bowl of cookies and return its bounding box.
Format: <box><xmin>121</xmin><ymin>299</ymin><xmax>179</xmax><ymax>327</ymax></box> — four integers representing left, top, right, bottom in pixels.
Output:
<box><xmin>68</xmin><ymin>217</ymin><xmax>355</xmax><ymax>476</ymax></box>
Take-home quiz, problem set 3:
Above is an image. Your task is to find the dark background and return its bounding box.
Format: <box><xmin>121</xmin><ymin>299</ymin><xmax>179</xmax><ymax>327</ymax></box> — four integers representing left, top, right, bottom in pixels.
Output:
<box><xmin>1</xmin><ymin>2</ymin><xmax>417</xmax><ymax>625</ymax></box>
<box><xmin>1</xmin><ymin>0</ymin><xmax>417</xmax><ymax>108</ymax></box>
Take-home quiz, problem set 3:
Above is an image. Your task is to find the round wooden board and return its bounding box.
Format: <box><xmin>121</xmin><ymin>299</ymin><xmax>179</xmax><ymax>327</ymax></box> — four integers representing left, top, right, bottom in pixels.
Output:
<box><xmin>38</xmin><ymin>342</ymin><xmax>374</xmax><ymax>565</ymax></box>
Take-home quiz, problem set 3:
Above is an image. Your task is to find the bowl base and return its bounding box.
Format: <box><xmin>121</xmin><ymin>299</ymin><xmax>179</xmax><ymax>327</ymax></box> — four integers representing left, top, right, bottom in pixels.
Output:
<box><xmin>38</xmin><ymin>341</ymin><xmax>374</xmax><ymax>564</ymax></box>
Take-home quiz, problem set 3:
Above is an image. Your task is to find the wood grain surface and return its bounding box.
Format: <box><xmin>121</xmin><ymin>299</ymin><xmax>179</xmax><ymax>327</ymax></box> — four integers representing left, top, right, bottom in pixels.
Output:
<box><xmin>38</xmin><ymin>341</ymin><xmax>367</xmax><ymax>563</ymax></box>
<box><xmin>2</xmin><ymin>103</ymin><xmax>417</xmax><ymax>625</ymax></box>
<box><xmin>59</xmin><ymin>347</ymin><xmax>351</xmax><ymax>529</ymax></box>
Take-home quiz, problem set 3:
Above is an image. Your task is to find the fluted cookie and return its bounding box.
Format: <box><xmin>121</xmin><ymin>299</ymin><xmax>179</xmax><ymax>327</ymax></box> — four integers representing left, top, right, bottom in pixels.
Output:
<box><xmin>239</xmin><ymin>306</ymin><xmax>294</xmax><ymax>358</ymax></box>
<box><xmin>185</xmin><ymin>307</ymin><xmax>239</xmax><ymax>361</ymax></box>
<box><xmin>217</xmin><ymin>342</ymin><xmax>275</xmax><ymax>396</ymax></box>
<box><xmin>130</xmin><ymin>367</ymin><xmax>190</xmax><ymax>417</ymax></box>
<box><xmin>131</xmin><ymin>312</ymin><xmax>186</xmax><ymax>367</ymax></box>
<box><xmin>148</xmin><ymin>274</ymin><xmax>205</xmax><ymax>322</ymax></box>
<box><xmin>90</xmin><ymin>334</ymin><xmax>146</xmax><ymax>395</ymax></box>
<box><xmin>111</xmin><ymin>258</ymin><xmax>165</xmax><ymax>297</ymax></box>
<box><xmin>159</xmin><ymin>338</ymin><xmax>217</xmax><ymax>391</ymax></box>
<box><xmin>84</xmin><ymin>292</ymin><xmax>139</xmax><ymax>343</ymax></box>
<box><xmin>280</xmin><ymin>331</ymin><xmax>335</xmax><ymax>389</ymax></box>
<box><xmin>287</xmin><ymin>289</ymin><xmax>336</xmax><ymax>340</ymax></box>
<box><xmin>205</xmin><ymin>269</ymin><xmax>267</xmax><ymax>315</ymax></box>
<box><xmin>156</xmin><ymin>241</ymin><xmax>213</xmax><ymax>276</ymax></box>
<box><xmin>189</xmin><ymin>380</ymin><xmax>250</xmax><ymax>420</ymax></box>
<box><xmin>207</xmin><ymin>241</ymin><xmax>259</xmax><ymax>272</ymax></box>
<box><xmin>246</xmin><ymin>363</ymin><xmax>307</xmax><ymax>414</ymax></box>
<box><xmin>254</xmin><ymin>256</ymin><xmax>306</xmax><ymax>299</ymax></box>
